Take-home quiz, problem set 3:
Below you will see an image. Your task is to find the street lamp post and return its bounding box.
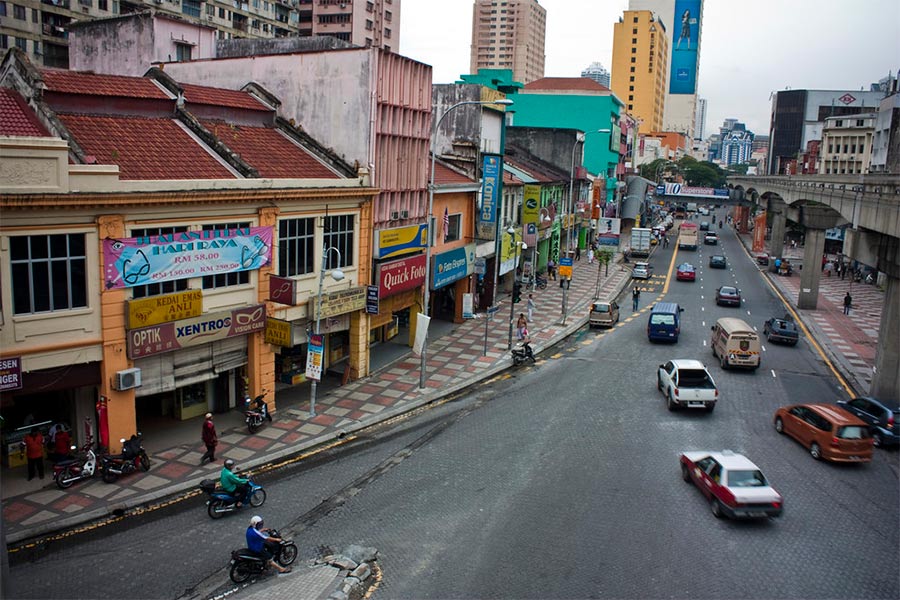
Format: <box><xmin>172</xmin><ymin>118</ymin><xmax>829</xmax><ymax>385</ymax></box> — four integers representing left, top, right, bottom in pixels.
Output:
<box><xmin>309</xmin><ymin>246</ymin><xmax>345</xmax><ymax>417</ymax></box>
<box><xmin>531</xmin><ymin>208</ymin><xmax>551</xmax><ymax>291</ymax></box>
<box><xmin>420</xmin><ymin>98</ymin><xmax>513</xmax><ymax>389</ymax></box>
<box><xmin>506</xmin><ymin>226</ymin><xmax>526</xmax><ymax>349</ymax></box>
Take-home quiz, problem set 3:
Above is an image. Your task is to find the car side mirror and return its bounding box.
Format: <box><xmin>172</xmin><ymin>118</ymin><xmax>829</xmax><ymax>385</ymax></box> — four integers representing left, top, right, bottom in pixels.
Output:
<box><xmin>711</xmin><ymin>326</ymin><xmax>715</xmax><ymax>331</ymax></box>
<box><xmin>659</xmin><ymin>364</ymin><xmax>665</xmax><ymax>370</ymax></box>
<box><xmin>679</xmin><ymin>308</ymin><xmax>684</xmax><ymax>312</ymax></box>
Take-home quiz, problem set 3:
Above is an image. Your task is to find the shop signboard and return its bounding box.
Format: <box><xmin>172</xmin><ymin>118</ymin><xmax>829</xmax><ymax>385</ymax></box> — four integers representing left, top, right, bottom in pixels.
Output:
<box><xmin>432</xmin><ymin>243</ymin><xmax>476</xmax><ymax>290</ymax></box>
<box><xmin>596</xmin><ymin>217</ymin><xmax>621</xmax><ymax>247</ymax></box>
<box><xmin>480</xmin><ymin>154</ymin><xmax>501</xmax><ymax>229</ymax></box>
<box><xmin>0</xmin><ymin>357</ymin><xmax>23</xmax><ymax>392</ymax></box>
<box><xmin>375</xmin><ymin>254</ymin><xmax>427</xmax><ymax>298</ymax></box>
<box><xmin>127</xmin><ymin>304</ymin><xmax>266</xmax><ymax>358</ymax></box>
<box><xmin>126</xmin><ymin>290</ymin><xmax>203</xmax><ymax>329</ymax></box>
<box><xmin>264</xmin><ymin>318</ymin><xmax>292</xmax><ymax>347</ymax></box>
<box><xmin>104</xmin><ymin>227</ymin><xmax>273</xmax><ymax>289</ymax></box>
<box><xmin>522</xmin><ymin>186</ymin><xmax>541</xmax><ymax>224</ymax></box>
<box><xmin>753</xmin><ymin>212</ymin><xmax>767</xmax><ymax>253</ymax></box>
<box><xmin>269</xmin><ymin>275</ymin><xmax>299</xmax><ymax>305</ymax></box>
<box><xmin>558</xmin><ymin>257</ymin><xmax>573</xmax><ymax>278</ymax></box>
<box><xmin>498</xmin><ymin>229</ymin><xmax>521</xmax><ymax>276</ymax></box>
<box><xmin>306</xmin><ymin>334</ymin><xmax>324</xmax><ymax>381</ymax></box>
<box><xmin>374</xmin><ymin>224</ymin><xmax>428</xmax><ymax>260</ymax></box>
<box><xmin>315</xmin><ymin>286</ymin><xmax>367</xmax><ymax>320</ymax></box>
<box><xmin>366</xmin><ymin>285</ymin><xmax>380</xmax><ymax>315</ymax></box>
<box><xmin>462</xmin><ymin>293</ymin><xmax>474</xmax><ymax>319</ymax></box>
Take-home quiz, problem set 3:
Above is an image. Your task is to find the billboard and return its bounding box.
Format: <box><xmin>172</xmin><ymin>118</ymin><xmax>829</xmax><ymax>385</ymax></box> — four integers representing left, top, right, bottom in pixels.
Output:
<box><xmin>669</xmin><ymin>0</ymin><xmax>701</xmax><ymax>95</ymax></box>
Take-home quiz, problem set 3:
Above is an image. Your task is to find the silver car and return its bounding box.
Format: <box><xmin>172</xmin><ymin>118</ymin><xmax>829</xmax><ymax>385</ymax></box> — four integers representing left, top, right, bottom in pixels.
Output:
<box><xmin>632</xmin><ymin>262</ymin><xmax>651</xmax><ymax>279</ymax></box>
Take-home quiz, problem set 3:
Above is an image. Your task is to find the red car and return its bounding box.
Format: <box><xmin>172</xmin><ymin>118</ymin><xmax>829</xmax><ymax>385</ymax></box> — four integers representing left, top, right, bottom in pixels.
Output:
<box><xmin>676</xmin><ymin>263</ymin><xmax>696</xmax><ymax>281</ymax></box>
<box><xmin>680</xmin><ymin>450</ymin><xmax>783</xmax><ymax>519</ymax></box>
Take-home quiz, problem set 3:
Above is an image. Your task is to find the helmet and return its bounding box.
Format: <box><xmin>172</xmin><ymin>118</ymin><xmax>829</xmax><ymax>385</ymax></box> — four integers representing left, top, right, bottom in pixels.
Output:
<box><xmin>224</xmin><ymin>459</ymin><xmax>235</xmax><ymax>469</ymax></box>
<box><xmin>250</xmin><ymin>515</ymin><xmax>263</xmax><ymax>527</ymax></box>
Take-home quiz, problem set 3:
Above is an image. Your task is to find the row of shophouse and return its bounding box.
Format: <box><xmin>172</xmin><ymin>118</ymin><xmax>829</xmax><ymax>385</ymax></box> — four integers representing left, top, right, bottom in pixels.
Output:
<box><xmin>0</xmin><ymin>14</ymin><xmax>634</xmax><ymax>458</ymax></box>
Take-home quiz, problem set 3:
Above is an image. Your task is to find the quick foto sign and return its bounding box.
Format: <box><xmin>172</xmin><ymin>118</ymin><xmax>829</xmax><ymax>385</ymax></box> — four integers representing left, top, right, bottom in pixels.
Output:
<box><xmin>375</xmin><ymin>224</ymin><xmax>428</xmax><ymax>260</ymax></box>
<box><xmin>432</xmin><ymin>244</ymin><xmax>475</xmax><ymax>290</ymax></box>
<box><xmin>127</xmin><ymin>304</ymin><xmax>266</xmax><ymax>358</ymax></box>
<box><xmin>104</xmin><ymin>227</ymin><xmax>273</xmax><ymax>289</ymax></box>
<box><xmin>480</xmin><ymin>154</ymin><xmax>501</xmax><ymax>227</ymax></box>
<box><xmin>376</xmin><ymin>254</ymin><xmax>427</xmax><ymax>298</ymax></box>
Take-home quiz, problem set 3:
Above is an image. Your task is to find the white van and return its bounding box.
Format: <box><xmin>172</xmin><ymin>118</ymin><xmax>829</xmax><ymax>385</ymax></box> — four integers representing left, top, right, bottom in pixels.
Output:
<box><xmin>710</xmin><ymin>317</ymin><xmax>761</xmax><ymax>370</ymax></box>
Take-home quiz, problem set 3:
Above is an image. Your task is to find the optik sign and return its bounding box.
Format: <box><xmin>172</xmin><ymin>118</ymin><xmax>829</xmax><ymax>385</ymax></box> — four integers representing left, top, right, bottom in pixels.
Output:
<box><xmin>480</xmin><ymin>154</ymin><xmax>502</xmax><ymax>228</ymax></box>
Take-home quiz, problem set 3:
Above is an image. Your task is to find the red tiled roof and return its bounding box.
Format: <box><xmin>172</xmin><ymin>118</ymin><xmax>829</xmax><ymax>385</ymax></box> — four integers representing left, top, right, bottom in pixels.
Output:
<box><xmin>200</xmin><ymin>120</ymin><xmax>339</xmax><ymax>179</ymax></box>
<box><xmin>523</xmin><ymin>77</ymin><xmax>610</xmax><ymax>92</ymax></box>
<box><xmin>41</xmin><ymin>69</ymin><xmax>171</xmax><ymax>100</ymax></box>
<box><xmin>433</xmin><ymin>162</ymin><xmax>475</xmax><ymax>185</ymax></box>
<box><xmin>0</xmin><ymin>88</ymin><xmax>51</xmax><ymax>137</ymax></box>
<box><xmin>503</xmin><ymin>170</ymin><xmax>523</xmax><ymax>185</ymax></box>
<box><xmin>59</xmin><ymin>114</ymin><xmax>236</xmax><ymax>180</ymax></box>
<box><xmin>181</xmin><ymin>83</ymin><xmax>270</xmax><ymax>112</ymax></box>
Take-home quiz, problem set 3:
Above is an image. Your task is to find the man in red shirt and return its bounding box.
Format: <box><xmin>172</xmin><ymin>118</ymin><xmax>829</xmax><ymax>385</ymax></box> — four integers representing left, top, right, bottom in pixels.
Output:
<box><xmin>200</xmin><ymin>413</ymin><xmax>218</xmax><ymax>465</ymax></box>
<box><xmin>53</xmin><ymin>428</ymin><xmax>72</xmax><ymax>461</ymax></box>
<box><xmin>23</xmin><ymin>428</ymin><xmax>45</xmax><ymax>481</ymax></box>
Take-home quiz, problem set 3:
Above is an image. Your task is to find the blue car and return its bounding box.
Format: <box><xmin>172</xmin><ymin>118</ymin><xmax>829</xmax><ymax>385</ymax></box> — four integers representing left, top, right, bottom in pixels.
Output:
<box><xmin>837</xmin><ymin>397</ymin><xmax>900</xmax><ymax>448</ymax></box>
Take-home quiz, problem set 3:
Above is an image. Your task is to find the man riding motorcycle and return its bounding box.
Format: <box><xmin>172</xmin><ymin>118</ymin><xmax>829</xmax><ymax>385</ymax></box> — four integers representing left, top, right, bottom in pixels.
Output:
<box><xmin>220</xmin><ymin>459</ymin><xmax>250</xmax><ymax>507</ymax></box>
<box><xmin>246</xmin><ymin>515</ymin><xmax>291</xmax><ymax>574</ymax></box>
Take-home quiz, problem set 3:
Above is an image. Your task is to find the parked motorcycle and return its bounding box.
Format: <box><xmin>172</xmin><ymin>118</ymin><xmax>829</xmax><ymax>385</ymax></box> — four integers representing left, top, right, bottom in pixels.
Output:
<box><xmin>526</xmin><ymin>274</ymin><xmax>548</xmax><ymax>290</ymax></box>
<box><xmin>53</xmin><ymin>442</ymin><xmax>98</xmax><ymax>490</ymax></box>
<box><xmin>100</xmin><ymin>433</ymin><xmax>150</xmax><ymax>483</ymax></box>
<box><xmin>229</xmin><ymin>528</ymin><xmax>297</xmax><ymax>583</ymax></box>
<box><xmin>245</xmin><ymin>394</ymin><xmax>272</xmax><ymax>433</ymax></box>
<box><xmin>201</xmin><ymin>478</ymin><xmax>266</xmax><ymax>519</ymax></box>
<box><xmin>511</xmin><ymin>341</ymin><xmax>536</xmax><ymax>366</ymax></box>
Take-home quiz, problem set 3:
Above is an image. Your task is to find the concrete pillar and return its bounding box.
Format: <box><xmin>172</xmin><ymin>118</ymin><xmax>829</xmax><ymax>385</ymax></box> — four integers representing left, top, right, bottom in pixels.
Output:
<box><xmin>871</xmin><ymin>276</ymin><xmax>899</xmax><ymax>400</ymax></box>
<box><xmin>798</xmin><ymin>227</ymin><xmax>826</xmax><ymax>309</ymax></box>
<box><xmin>768</xmin><ymin>210</ymin><xmax>786</xmax><ymax>258</ymax></box>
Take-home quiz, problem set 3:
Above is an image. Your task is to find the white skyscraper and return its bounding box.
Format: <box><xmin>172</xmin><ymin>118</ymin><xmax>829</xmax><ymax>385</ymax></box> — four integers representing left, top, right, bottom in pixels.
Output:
<box><xmin>581</xmin><ymin>62</ymin><xmax>611</xmax><ymax>88</ymax></box>
<box><xmin>694</xmin><ymin>98</ymin><xmax>707</xmax><ymax>140</ymax></box>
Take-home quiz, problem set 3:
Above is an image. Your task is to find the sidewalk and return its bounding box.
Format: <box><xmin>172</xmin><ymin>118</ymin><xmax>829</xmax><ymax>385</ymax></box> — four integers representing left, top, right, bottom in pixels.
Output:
<box><xmin>2</xmin><ymin>251</ymin><xmax>633</xmax><ymax>548</ymax></box>
<box><xmin>737</xmin><ymin>232</ymin><xmax>883</xmax><ymax>396</ymax></box>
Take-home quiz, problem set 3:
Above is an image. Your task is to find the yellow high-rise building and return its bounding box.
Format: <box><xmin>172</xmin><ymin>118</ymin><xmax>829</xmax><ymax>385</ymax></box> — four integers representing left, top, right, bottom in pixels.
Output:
<box><xmin>610</xmin><ymin>10</ymin><xmax>669</xmax><ymax>134</ymax></box>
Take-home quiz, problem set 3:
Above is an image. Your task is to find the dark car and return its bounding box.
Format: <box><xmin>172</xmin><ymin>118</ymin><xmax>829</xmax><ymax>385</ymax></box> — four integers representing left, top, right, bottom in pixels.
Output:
<box><xmin>763</xmin><ymin>317</ymin><xmax>799</xmax><ymax>346</ymax></box>
<box><xmin>837</xmin><ymin>397</ymin><xmax>900</xmax><ymax>448</ymax></box>
<box><xmin>699</xmin><ymin>221</ymin><xmax>710</xmax><ymax>231</ymax></box>
<box><xmin>709</xmin><ymin>255</ymin><xmax>727</xmax><ymax>269</ymax></box>
<box><xmin>756</xmin><ymin>254</ymin><xmax>770</xmax><ymax>266</ymax></box>
<box><xmin>676</xmin><ymin>263</ymin><xmax>696</xmax><ymax>281</ymax></box>
<box><xmin>715</xmin><ymin>286</ymin><xmax>741</xmax><ymax>307</ymax></box>
<box><xmin>704</xmin><ymin>232</ymin><xmax>718</xmax><ymax>245</ymax></box>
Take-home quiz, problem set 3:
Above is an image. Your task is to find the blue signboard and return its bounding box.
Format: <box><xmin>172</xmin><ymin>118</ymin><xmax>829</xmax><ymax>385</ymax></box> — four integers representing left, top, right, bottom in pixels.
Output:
<box><xmin>669</xmin><ymin>0</ymin><xmax>701</xmax><ymax>95</ymax></box>
<box><xmin>432</xmin><ymin>243</ymin><xmax>476</xmax><ymax>290</ymax></box>
<box><xmin>480</xmin><ymin>154</ymin><xmax>501</xmax><ymax>227</ymax></box>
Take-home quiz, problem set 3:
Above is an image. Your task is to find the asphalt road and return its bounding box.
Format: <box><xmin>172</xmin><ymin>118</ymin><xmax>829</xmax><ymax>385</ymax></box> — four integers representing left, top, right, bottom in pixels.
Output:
<box><xmin>5</xmin><ymin>219</ymin><xmax>898</xmax><ymax>600</ymax></box>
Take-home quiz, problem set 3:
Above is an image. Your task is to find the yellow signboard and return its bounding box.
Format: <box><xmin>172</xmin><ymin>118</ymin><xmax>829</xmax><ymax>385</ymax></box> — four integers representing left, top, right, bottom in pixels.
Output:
<box><xmin>265</xmin><ymin>318</ymin><xmax>292</xmax><ymax>347</ymax></box>
<box><xmin>126</xmin><ymin>290</ymin><xmax>202</xmax><ymax>329</ymax></box>
<box><xmin>522</xmin><ymin>185</ymin><xmax>541</xmax><ymax>224</ymax></box>
<box><xmin>315</xmin><ymin>286</ymin><xmax>367</xmax><ymax>320</ymax></box>
<box><xmin>376</xmin><ymin>224</ymin><xmax>429</xmax><ymax>259</ymax></box>
<box><xmin>558</xmin><ymin>264</ymin><xmax>573</xmax><ymax>278</ymax></box>
<box><xmin>499</xmin><ymin>228</ymin><xmax>521</xmax><ymax>262</ymax></box>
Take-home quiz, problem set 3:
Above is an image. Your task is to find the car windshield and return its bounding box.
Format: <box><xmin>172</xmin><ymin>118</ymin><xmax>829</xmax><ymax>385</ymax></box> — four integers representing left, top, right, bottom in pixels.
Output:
<box><xmin>712</xmin><ymin>256</ymin><xmax>724</xmax><ymax>262</ymax></box>
<box><xmin>678</xmin><ymin>264</ymin><xmax>693</xmax><ymax>271</ymax></box>
<box><xmin>774</xmin><ymin>320</ymin><xmax>795</xmax><ymax>331</ymax></box>
<box><xmin>650</xmin><ymin>314</ymin><xmax>675</xmax><ymax>325</ymax></box>
<box><xmin>720</xmin><ymin>287</ymin><xmax>737</xmax><ymax>295</ymax></box>
<box><xmin>727</xmin><ymin>469</ymin><xmax>768</xmax><ymax>487</ymax></box>
<box><xmin>593</xmin><ymin>304</ymin><xmax>610</xmax><ymax>313</ymax></box>
<box><xmin>837</xmin><ymin>426</ymin><xmax>870</xmax><ymax>440</ymax></box>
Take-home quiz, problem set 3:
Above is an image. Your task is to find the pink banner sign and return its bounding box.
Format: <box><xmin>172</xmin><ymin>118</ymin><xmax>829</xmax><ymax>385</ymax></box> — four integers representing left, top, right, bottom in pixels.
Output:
<box><xmin>376</xmin><ymin>254</ymin><xmax>427</xmax><ymax>298</ymax></box>
<box><xmin>127</xmin><ymin>304</ymin><xmax>266</xmax><ymax>358</ymax></box>
<box><xmin>104</xmin><ymin>227</ymin><xmax>273</xmax><ymax>289</ymax></box>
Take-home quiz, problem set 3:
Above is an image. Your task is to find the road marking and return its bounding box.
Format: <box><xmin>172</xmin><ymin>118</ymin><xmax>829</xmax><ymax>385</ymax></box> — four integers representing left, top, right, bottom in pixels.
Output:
<box><xmin>771</xmin><ymin>370</ymin><xmax>777</xmax><ymax>378</ymax></box>
<box><xmin>703</xmin><ymin>340</ymin><xmax>707</xmax><ymax>347</ymax></box>
<box><xmin>702</xmin><ymin>321</ymin><xmax>706</xmax><ymax>327</ymax></box>
<box><xmin>551</xmin><ymin>352</ymin><xmax>563</xmax><ymax>359</ymax></box>
<box><xmin>762</xmin><ymin>345</ymin><xmax>767</xmax><ymax>352</ymax></box>
<box><xmin>701</xmin><ymin>306</ymin><xmax>705</xmax><ymax>312</ymax></box>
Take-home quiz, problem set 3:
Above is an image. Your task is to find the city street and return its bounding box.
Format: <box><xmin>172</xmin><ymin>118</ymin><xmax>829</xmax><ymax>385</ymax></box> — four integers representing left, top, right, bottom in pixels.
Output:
<box><xmin>5</xmin><ymin>221</ymin><xmax>898</xmax><ymax>600</ymax></box>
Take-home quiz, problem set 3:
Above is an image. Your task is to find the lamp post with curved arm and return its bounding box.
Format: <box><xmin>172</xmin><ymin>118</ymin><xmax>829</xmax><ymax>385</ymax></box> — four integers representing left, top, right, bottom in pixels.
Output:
<box><xmin>420</xmin><ymin>97</ymin><xmax>513</xmax><ymax>389</ymax></box>
<box><xmin>531</xmin><ymin>208</ymin><xmax>551</xmax><ymax>291</ymax></box>
<box><xmin>506</xmin><ymin>227</ymin><xmax>527</xmax><ymax>350</ymax></box>
<box><xmin>309</xmin><ymin>246</ymin><xmax>345</xmax><ymax>417</ymax></box>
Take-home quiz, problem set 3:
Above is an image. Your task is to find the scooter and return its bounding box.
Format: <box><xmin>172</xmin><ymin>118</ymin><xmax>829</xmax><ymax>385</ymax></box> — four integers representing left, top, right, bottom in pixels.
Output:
<box><xmin>511</xmin><ymin>341</ymin><xmax>536</xmax><ymax>366</ymax></box>
<box><xmin>201</xmin><ymin>478</ymin><xmax>267</xmax><ymax>519</ymax></box>
<box><xmin>245</xmin><ymin>394</ymin><xmax>272</xmax><ymax>433</ymax></box>
<box><xmin>229</xmin><ymin>528</ymin><xmax>297</xmax><ymax>583</ymax></box>
<box><xmin>53</xmin><ymin>442</ymin><xmax>98</xmax><ymax>490</ymax></box>
<box><xmin>100</xmin><ymin>433</ymin><xmax>151</xmax><ymax>483</ymax></box>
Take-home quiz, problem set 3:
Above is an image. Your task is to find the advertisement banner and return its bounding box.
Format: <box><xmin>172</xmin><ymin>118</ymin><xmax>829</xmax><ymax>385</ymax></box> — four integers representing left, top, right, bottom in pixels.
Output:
<box><xmin>480</xmin><ymin>154</ymin><xmax>502</xmax><ymax>228</ymax></box>
<box><xmin>462</xmin><ymin>293</ymin><xmax>474</xmax><ymax>319</ymax></box>
<box><xmin>499</xmin><ymin>228</ymin><xmax>522</xmax><ymax>276</ymax></box>
<box><xmin>656</xmin><ymin>183</ymin><xmax>729</xmax><ymax>198</ymax></box>
<box><xmin>0</xmin><ymin>357</ymin><xmax>23</xmax><ymax>392</ymax></box>
<box><xmin>126</xmin><ymin>290</ymin><xmax>203</xmax><ymax>330</ymax></box>
<box><xmin>412</xmin><ymin>313</ymin><xmax>430</xmax><ymax>356</ymax></box>
<box><xmin>522</xmin><ymin>185</ymin><xmax>541</xmax><ymax>224</ymax></box>
<box><xmin>104</xmin><ymin>227</ymin><xmax>272</xmax><ymax>289</ymax></box>
<box><xmin>753</xmin><ymin>212</ymin><xmax>767</xmax><ymax>253</ymax></box>
<box><xmin>127</xmin><ymin>304</ymin><xmax>266</xmax><ymax>358</ymax></box>
<box><xmin>375</xmin><ymin>224</ymin><xmax>429</xmax><ymax>260</ymax></box>
<box><xmin>670</xmin><ymin>0</ymin><xmax>701</xmax><ymax>95</ymax></box>
<box><xmin>375</xmin><ymin>254</ymin><xmax>427</xmax><ymax>298</ymax></box>
<box><xmin>596</xmin><ymin>217</ymin><xmax>622</xmax><ymax>247</ymax></box>
<box><xmin>306</xmin><ymin>334</ymin><xmax>324</xmax><ymax>381</ymax></box>
<box><xmin>432</xmin><ymin>243</ymin><xmax>476</xmax><ymax>290</ymax></box>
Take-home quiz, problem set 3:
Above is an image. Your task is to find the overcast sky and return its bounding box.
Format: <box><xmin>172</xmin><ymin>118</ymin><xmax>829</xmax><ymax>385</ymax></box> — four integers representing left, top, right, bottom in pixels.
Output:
<box><xmin>399</xmin><ymin>0</ymin><xmax>900</xmax><ymax>137</ymax></box>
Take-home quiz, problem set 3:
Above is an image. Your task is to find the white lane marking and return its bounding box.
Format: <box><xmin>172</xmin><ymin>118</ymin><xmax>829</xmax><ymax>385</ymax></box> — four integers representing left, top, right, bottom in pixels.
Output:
<box><xmin>753</xmin><ymin>325</ymin><xmax>758</xmax><ymax>331</ymax></box>
<box><xmin>703</xmin><ymin>340</ymin><xmax>707</xmax><ymax>347</ymax></box>
<box><xmin>771</xmin><ymin>370</ymin><xmax>777</xmax><ymax>378</ymax></box>
<box><xmin>702</xmin><ymin>321</ymin><xmax>706</xmax><ymax>327</ymax></box>
<box><xmin>762</xmin><ymin>345</ymin><xmax>767</xmax><ymax>352</ymax></box>
<box><xmin>701</xmin><ymin>306</ymin><xmax>705</xmax><ymax>312</ymax></box>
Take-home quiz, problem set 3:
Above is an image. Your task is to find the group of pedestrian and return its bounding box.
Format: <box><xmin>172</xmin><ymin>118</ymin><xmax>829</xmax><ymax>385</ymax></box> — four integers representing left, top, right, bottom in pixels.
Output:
<box><xmin>21</xmin><ymin>424</ymin><xmax>75</xmax><ymax>481</ymax></box>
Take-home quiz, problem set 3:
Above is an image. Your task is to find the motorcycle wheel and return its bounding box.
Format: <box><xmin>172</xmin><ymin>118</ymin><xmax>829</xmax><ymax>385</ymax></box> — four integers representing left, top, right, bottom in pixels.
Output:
<box><xmin>229</xmin><ymin>561</ymin><xmax>254</xmax><ymax>584</ymax></box>
<box><xmin>249</xmin><ymin>488</ymin><xmax>267</xmax><ymax>508</ymax></box>
<box><xmin>208</xmin><ymin>499</ymin><xmax>226</xmax><ymax>519</ymax></box>
<box><xmin>101</xmin><ymin>467</ymin><xmax>118</xmax><ymax>483</ymax></box>
<box><xmin>248</xmin><ymin>420</ymin><xmax>260</xmax><ymax>434</ymax></box>
<box><xmin>139</xmin><ymin>454</ymin><xmax>151</xmax><ymax>472</ymax></box>
<box><xmin>56</xmin><ymin>466</ymin><xmax>77</xmax><ymax>490</ymax></box>
<box><xmin>277</xmin><ymin>543</ymin><xmax>298</xmax><ymax>567</ymax></box>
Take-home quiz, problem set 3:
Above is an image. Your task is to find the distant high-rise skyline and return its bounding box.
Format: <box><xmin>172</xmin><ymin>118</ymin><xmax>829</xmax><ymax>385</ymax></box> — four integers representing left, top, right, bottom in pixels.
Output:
<box><xmin>469</xmin><ymin>0</ymin><xmax>546</xmax><ymax>84</ymax></box>
<box><xmin>581</xmin><ymin>62</ymin><xmax>611</xmax><ymax>88</ymax></box>
<box><xmin>694</xmin><ymin>98</ymin><xmax>707</xmax><ymax>140</ymax></box>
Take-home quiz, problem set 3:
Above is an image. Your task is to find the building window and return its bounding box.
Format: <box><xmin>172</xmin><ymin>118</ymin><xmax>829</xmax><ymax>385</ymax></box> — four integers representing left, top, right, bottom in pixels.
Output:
<box><xmin>629</xmin><ymin>86</ymin><xmax>634</xmax><ymax>91</ymax></box>
<box><xmin>33</xmin><ymin>40</ymin><xmax>39</xmax><ymax>54</ymax></box>
<box><xmin>0</xmin><ymin>35</ymin><xmax>7</xmax><ymax>49</ymax></box>
<box><xmin>385</xmin><ymin>10</ymin><xmax>391</xmax><ymax>21</ymax></box>
<box><xmin>278</xmin><ymin>217</ymin><xmax>315</xmax><ymax>277</ymax></box>
<box><xmin>14</xmin><ymin>37</ymin><xmax>26</xmax><ymax>51</ymax></box>
<box><xmin>182</xmin><ymin>0</ymin><xmax>200</xmax><ymax>17</ymax></box>
<box><xmin>98</xmin><ymin>0</ymin><xmax>108</xmax><ymax>9</ymax></box>
<box><xmin>632</xmin><ymin>28</ymin><xmax>637</xmax><ymax>34</ymax></box>
<box><xmin>633</xmin><ymin>16</ymin><xmax>638</xmax><ymax>23</ymax></box>
<box><xmin>446</xmin><ymin>214</ymin><xmax>461</xmax><ymax>242</ymax></box>
<box><xmin>219</xmin><ymin>6</ymin><xmax>226</xmax><ymax>18</ymax></box>
<box><xmin>629</xmin><ymin>76</ymin><xmax>634</xmax><ymax>82</ymax></box>
<box><xmin>631</xmin><ymin>47</ymin><xmax>636</xmax><ymax>53</ymax></box>
<box><xmin>202</xmin><ymin>222</ymin><xmax>251</xmax><ymax>289</ymax></box>
<box><xmin>835</xmin><ymin>120</ymin><xmax>843</xmax><ymax>127</ymax></box>
<box><xmin>632</xmin><ymin>38</ymin><xmax>637</xmax><ymax>44</ymax></box>
<box><xmin>856</xmin><ymin>119</ymin><xmax>864</xmax><ymax>126</ymax></box>
<box><xmin>630</xmin><ymin>66</ymin><xmax>635</xmax><ymax>73</ymax></box>
<box><xmin>630</xmin><ymin>57</ymin><xmax>635</xmax><ymax>63</ymax></box>
<box><xmin>31</xmin><ymin>7</ymin><xmax>37</xmax><ymax>21</ymax></box>
<box><xmin>13</xmin><ymin>4</ymin><xmax>25</xmax><ymax>19</ymax></box>
<box><xmin>628</xmin><ymin>95</ymin><xmax>633</xmax><ymax>101</ymax></box>
<box><xmin>365</xmin><ymin>19</ymin><xmax>373</xmax><ymax>30</ymax></box>
<box><xmin>0</xmin><ymin>3</ymin><xmax>6</xmax><ymax>17</ymax></box>
<box><xmin>206</xmin><ymin>3</ymin><xmax>214</xmax><ymax>15</ymax></box>
<box><xmin>384</xmin><ymin>28</ymin><xmax>391</xmax><ymax>38</ymax></box>
<box><xmin>10</xmin><ymin>233</ymin><xmax>87</xmax><ymax>315</ymax></box>
<box><xmin>323</xmin><ymin>214</ymin><xmax>354</xmax><ymax>269</ymax></box>
<box><xmin>130</xmin><ymin>227</ymin><xmax>190</xmax><ymax>298</ymax></box>
<box><xmin>175</xmin><ymin>43</ymin><xmax>193</xmax><ymax>61</ymax></box>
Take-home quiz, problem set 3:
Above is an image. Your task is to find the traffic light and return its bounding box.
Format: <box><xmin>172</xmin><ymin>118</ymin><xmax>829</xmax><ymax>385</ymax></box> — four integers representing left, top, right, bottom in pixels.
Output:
<box><xmin>513</xmin><ymin>282</ymin><xmax>522</xmax><ymax>303</ymax></box>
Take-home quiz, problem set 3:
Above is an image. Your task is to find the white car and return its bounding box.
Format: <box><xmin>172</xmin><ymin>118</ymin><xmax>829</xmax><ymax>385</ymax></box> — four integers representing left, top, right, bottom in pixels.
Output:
<box><xmin>679</xmin><ymin>450</ymin><xmax>783</xmax><ymax>519</ymax></box>
<box><xmin>632</xmin><ymin>262</ymin><xmax>651</xmax><ymax>279</ymax></box>
<box><xmin>657</xmin><ymin>359</ymin><xmax>718</xmax><ymax>412</ymax></box>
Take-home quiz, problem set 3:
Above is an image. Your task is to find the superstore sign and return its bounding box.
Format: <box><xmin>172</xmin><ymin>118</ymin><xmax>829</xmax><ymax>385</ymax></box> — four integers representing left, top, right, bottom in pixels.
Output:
<box><xmin>127</xmin><ymin>304</ymin><xmax>266</xmax><ymax>358</ymax></box>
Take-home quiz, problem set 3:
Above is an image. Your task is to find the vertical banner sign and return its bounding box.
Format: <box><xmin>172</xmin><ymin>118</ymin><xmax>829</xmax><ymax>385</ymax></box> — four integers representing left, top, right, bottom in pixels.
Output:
<box><xmin>522</xmin><ymin>185</ymin><xmax>541</xmax><ymax>224</ymax></box>
<box><xmin>412</xmin><ymin>313</ymin><xmax>430</xmax><ymax>356</ymax></box>
<box><xmin>480</xmin><ymin>154</ymin><xmax>501</xmax><ymax>228</ymax></box>
<box><xmin>462</xmin><ymin>293</ymin><xmax>474</xmax><ymax>319</ymax></box>
<box><xmin>365</xmin><ymin>285</ymin><xmax>380</xmax><ymax>314</ymax></box>
<box><xmin>753</xmin><ymin>212</ymin><xmax>767</xmax><ymax>253</ymax></box>
<box><xmin>670</xmin><ymin>0</ymin><xmax>701</xmax><ymax>95</ymax></box>
<box><xmin>306</xmin><ymin>334</ymin><xmax>324</xmax><ymax>381</ymax></box>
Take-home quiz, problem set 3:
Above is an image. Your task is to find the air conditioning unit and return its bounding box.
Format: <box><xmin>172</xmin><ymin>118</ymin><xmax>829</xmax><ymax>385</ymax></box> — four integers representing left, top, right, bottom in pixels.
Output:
<box><xmin>400</xmin><ymin>210</ymin><xmax>409</xmax><ymax>219</ymax></box>
<box><xmin>115</xmin><ymin>368</ymin><xmax>142</xmax><ymax>391</ymax></box>
<box><xmin>390</xmin><ymin>211</ymin><xmax>400</xmax><ymax>220</ymax></box>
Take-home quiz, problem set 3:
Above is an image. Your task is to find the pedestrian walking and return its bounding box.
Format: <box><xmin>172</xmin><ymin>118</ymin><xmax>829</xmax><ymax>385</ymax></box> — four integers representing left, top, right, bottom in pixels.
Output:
<box><xmin>527</xmin><ymin>294</ymin><xmax>535</xmax><ymax>322</ymax></box>
<box><xmin>587</xmin><ymin>247</ymin><xmax>595</xmax><ymax>264</ymax></box>
<box><xmin>22</xmin><ymin>427</ymin><xmax>44</xmax><ymax>481</ymax></box>
<box><xmin>663</xmin><ymin>235</ymin><xmax>669</xmax><ymax>248</ymax></box>
<box><xmin>516</xmin><ymin>313</ymin><xmax>528</xmax><ymax>341</ymax></box>
<box><xmin>575</xmin><ymin>245</ymin><xmax>581</xmax><ymax>261</ymax></box>
<box><xmin>200</xmin><ymin>413</ymin><xmax>218</xmax><ymax>464</ymax></box>
<box><xmin>632</xmin><ymin>287</ymin><xmax>641</xmax><ymax>312</ymax></box>
<box><xmin>843</xmin><ymin>292</ymin><xmax>852</xmax><ymax>315</ymax></box>
<box><xmin>547</xmin><ymin>259</ymin><xmax>556</xmax><ymax>280</ymax></box>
